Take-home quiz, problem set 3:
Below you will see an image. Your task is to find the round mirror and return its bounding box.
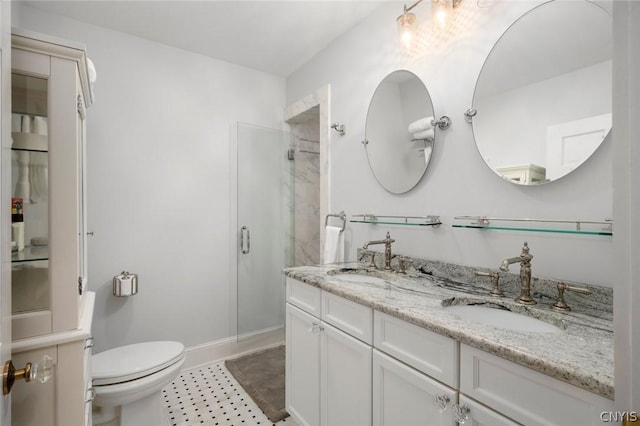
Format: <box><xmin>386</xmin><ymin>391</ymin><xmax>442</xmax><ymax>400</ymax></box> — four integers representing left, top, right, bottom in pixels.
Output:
<box><xmin>472</xmin><ymin>1</ymin><xmax>612</xmax><ymax>185</ymax></box>
<box><xmin>365</xmin><ymin>70</ymin><xmax>435</xmax><ymax>194</ymax></box>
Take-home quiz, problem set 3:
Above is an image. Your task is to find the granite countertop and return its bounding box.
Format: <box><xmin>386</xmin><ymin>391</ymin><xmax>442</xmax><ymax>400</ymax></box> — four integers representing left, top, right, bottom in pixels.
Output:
<box><xmin>284</xmin><ymin>261</ymin><xmax>614</xmax><ymax>400</ymax></box>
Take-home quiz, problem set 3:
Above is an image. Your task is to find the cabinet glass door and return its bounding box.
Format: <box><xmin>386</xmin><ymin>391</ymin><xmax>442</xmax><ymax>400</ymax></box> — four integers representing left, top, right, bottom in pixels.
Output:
<box><xmin>10</xmin><ymin>73</ymin><xmax>50</xmax><ymax>316</ymax></box>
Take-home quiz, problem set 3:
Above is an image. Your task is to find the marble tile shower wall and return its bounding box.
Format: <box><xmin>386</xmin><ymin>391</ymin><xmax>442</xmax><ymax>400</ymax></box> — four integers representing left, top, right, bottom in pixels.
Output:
<box><xmin>291</xmin><ymin>116</ymin><xmax>321</xmax><ymax>266</ymax></box>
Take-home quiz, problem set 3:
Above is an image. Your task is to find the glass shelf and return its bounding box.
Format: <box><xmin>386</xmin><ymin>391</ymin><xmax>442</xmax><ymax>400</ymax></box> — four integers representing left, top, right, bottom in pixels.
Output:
<box><xmin>452</xmin><ymin>216</ymin><xmax>613</xmax><ymax>236</ymax></box>
<box><xmin>12</xmin><ymin>132</ymin><xmax>48</xmax><ymax>152</ymax></box>
<box><xmin>350</xmin><ymin>214</ymin><xmax>441</xmax><ymax>227</ymax></box>
<box><xmin>12</xmin><ymin>245</ymin><xmax>49</xmax><ymax>263</ymax></box>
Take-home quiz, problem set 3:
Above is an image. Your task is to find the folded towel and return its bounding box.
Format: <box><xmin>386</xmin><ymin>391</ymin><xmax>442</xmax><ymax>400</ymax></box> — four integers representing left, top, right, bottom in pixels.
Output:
<box><xmin>21</xmin><ymin>115</ymin><xmax>31</xmax><ymax>133</ymax></box>
<box><xmin>423</xmin><ymin>144</ymin><xmax>433</xmax><ymax>165</ymax></box>
<box><xmin>33</xmin><ymin>116</ymin><xmax>48</xmax><ymax>136</ymax></box>
<box><xmin>413</xmin><ymin>128</ymin><xmax>434</xmax><ymax>141</ymax></box>
<box><xmin>323</xmin><ymin>225</ymin><xmax>344</xmax><ymax>264</ymax></box>
<box><xmin>11</xmin><ymin>114</ymin><xmax>21</xmax><ymax>132</ymax></box>
<box><xmin>408</xmin><ymin>116</ymin><xmax>434</xmax><ymax>134</ymax></box>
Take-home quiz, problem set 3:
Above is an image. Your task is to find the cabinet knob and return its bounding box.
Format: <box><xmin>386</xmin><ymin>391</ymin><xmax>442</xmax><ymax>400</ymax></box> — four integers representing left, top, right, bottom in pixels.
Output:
<box><xmin>309</xmin><ymin>322</ymin><xmax>324</xmax><ymax>335</ymax></box>
<box><xmin>433</xmin><ymin>394</ymin><xmax>450</xmax><ymax>412</ymax></box>
<box><xmin>84</xmin><ymin>337</ymin><xmax>95</xmax><ymax>350</ymax></box>
<box><xmin>451</xmin><ymin>403</ymin><xmax>471</xmax><ymax>424</ymax></box>
<box><xmin>85</xmin><ymin>387</ymin><xmax>96</xmax><ymax>403</ymax></box>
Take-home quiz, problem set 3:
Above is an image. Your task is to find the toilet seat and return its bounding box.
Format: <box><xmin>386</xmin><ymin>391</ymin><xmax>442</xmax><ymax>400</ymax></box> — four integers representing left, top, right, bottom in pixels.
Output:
<box><xmin>93</xmin><ymin>341</ymin><xmax>184</xmax><ymax>386</ymax></box>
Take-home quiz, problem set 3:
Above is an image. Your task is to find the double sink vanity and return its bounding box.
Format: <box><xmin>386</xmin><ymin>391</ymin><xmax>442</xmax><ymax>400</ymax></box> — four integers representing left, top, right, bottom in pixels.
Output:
<box><xmin>284</xmin><ymin>237</ymin><xmax>614</xmax><ymax>425</ymax></box>
<box><xmin>284</xmin><ymin>2</ymin><xmax>615</xmax><ymax>423</ymax></box>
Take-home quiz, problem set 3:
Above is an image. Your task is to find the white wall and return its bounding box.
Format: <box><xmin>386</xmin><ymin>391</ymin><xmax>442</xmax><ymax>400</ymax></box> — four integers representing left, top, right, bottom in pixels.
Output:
<box><xmin>12</xmin><ymin>5</ymin><xmax>286</xmax><ymax>353</ymax></box>
<box><xmin>287</xmin><ymin>1</ymin><xmax>613</xmax><ymax>286</ymax></box>
<box><xmin>476</xmin><ymin>60</ymin><xmax>611</xmax><ymax>168</ymax></box>
<box><xmin>612</xmin><ymin>0</ymin><xmax>640</xmax><ymax>411</ymax></box>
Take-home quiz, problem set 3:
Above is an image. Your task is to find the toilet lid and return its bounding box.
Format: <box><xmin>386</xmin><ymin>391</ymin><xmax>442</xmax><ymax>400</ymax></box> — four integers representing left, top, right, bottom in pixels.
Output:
<box><xmin>92</xmin><ymin>341</ymin><xmax>184</xmax><ymax>386</ymax></box>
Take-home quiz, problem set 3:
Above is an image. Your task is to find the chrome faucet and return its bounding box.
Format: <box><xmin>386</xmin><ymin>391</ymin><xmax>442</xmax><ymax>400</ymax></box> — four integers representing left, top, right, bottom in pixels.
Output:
<box><xmin>363</xmin><ymin>232</ymin><xmax>395</xmax><ymax>271</ymax></box>
<box><xmin>499</xmin><ymin>242</ymin><xmax>535</xmax><ymax>305</ymax></box>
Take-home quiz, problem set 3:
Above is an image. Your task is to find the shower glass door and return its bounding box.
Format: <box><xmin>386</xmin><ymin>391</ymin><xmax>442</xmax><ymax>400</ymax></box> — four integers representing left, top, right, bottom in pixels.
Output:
<box><xmin>236</xmin><ymin>123</ymin><xmax>294</xmax><ymax>340</ymax></box>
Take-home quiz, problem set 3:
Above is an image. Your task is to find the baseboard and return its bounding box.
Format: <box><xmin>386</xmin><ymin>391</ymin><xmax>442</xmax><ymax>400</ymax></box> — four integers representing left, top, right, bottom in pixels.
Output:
<box><xmin>182</xmin><ymin>326</ymin><xmax>284</xmax><ymax>371</ymax></box>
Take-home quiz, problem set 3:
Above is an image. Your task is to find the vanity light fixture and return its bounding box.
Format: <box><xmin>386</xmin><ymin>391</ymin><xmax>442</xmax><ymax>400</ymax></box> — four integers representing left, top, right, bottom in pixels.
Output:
<box><xmin>396</xmin><ymin>0</ymin><xmax>463</xmax><ymax>49</ymax></box>
<box><xmin>396</xmin><ymin>3</ymin><xmax>418</xmax><ymax>50</ymax></box>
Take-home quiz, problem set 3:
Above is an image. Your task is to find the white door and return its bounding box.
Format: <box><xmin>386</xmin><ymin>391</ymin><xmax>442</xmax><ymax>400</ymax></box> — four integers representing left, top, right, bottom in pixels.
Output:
<box><xmin>320</xmin><ymin>322</ymin><xmax>371</xmax><ymax>426</ymax></box>
<box><xmin>545</xmin><ymin>113</ymin><xmax>611</xmax><ymax>181</ymax></box>
<box><xmin>1</xmin><ymin>0</ymin><xmax>13</xmax><ymax>421</ymax></box>
<box><xmin>372</xmin><ymin>349</ymin><xmax>457</xmax><ymax>426</ymax></box>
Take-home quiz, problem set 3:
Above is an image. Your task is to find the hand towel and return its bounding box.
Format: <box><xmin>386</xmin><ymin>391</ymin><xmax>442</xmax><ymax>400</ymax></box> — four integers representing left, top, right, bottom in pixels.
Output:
<box><xmin>28</xmin><ymin>153</ymin><xmax>48</xmax><ymax>203</ymax></box>
<box><xmin>413</xmin><ymin>128</ymin><xmax>434</xmax><ymax>141</ymax></box>
<box><xmin>408</xmin><ymin>116</ymin><xmax>434</xmax><ymax>134</ymax></box>
<box><xmin>323</xmin><ymin>225</ymin><xmax>344</xmax><ymax>264</ymax></box>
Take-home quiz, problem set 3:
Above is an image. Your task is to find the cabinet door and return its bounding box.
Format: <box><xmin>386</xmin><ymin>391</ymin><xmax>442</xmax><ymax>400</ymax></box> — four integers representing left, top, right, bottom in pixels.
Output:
<box><xmin>286</xmin><ymin>303</ymin><xmax>321</xmax><ymax>426</ymax></box>
<box><xmin>11</xmin><ymin>346</ymin><xmax>57</xmax><ymax>426</ymax></box>
<box><xmin>321</xmin><ymin>322</ymin><xmax>371</xmax><ymax>426</ymax></box>
<box><xmin>11</xmin><ymin>45</ymin><xmax>84</xmax><ymax>338</ymax></box>
<box><xmin>373</xmin><ymin>349</ymin><xmax>456</xmax><ymax>426</ymax></box>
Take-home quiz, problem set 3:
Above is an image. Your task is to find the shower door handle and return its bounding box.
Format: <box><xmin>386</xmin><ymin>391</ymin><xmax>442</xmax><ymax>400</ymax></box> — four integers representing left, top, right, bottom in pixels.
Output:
<box><xmin>240</xmin><ymin>226</ymin><xmax>250</xmax><ymax>254</ymax></box>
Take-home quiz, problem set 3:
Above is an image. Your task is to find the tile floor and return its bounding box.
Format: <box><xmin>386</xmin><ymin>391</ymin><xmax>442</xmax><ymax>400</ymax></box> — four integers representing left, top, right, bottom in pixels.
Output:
<box><xmin>162</xmin><ymin>362</ymin><xmax>298</xmax><ymax>426</ymax></box>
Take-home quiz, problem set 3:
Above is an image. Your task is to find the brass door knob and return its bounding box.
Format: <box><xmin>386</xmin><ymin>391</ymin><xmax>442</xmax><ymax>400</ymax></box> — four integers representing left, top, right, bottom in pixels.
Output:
<box><xmin>3</xmin><ymin>360</ymin><xmax>32</xmax><ymax>395</ymax></box>
<box><xmin>2</xmin><ymin>355</ymin><xmax>53</xmax><ymax>395</ymax></box>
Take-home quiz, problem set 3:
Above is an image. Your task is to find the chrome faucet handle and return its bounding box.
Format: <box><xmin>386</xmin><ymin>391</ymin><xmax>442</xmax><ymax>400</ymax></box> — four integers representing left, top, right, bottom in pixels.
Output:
<box><xmin>368</xmin><ymin>252</ymin><xmax>377</xmax><ymax>269</ymax></box>
<box><xmin>552</xmin><ymin>282</ymin><xmax>592</xmax><ymax>312</ymax></box>
<box><xmin>474</xmin><ymin>270</ymin><xmax>504</xmax><ymax>297</ymax></box>
<box><xmin>397</xmin><ymin>257</ymin><xmax>413</xmax><ymax>274</ymax></box>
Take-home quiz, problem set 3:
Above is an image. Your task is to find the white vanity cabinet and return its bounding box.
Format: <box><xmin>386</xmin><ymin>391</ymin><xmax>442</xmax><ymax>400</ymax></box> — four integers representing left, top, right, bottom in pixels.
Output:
<box><xmin>9</xmin><ymin>30</ymin><xmax>94</xmax><ymax>426</ymax></box>
<box><xmin>285</xmin><ymin>278</ymin><xmax>372</xmax><ymax>426</ymax></box>
<box><xmin>285</xmin><ymin>276</ymin><xmax>614</xmax><ymax>426</ymax></box>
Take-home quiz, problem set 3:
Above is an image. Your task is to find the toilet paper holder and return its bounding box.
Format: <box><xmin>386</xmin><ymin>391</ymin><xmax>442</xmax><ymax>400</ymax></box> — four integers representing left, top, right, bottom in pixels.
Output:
<box><xmin>113</xmin><ymin>271</ymin><xmax>138</xmax><ymax>297</ymax></box>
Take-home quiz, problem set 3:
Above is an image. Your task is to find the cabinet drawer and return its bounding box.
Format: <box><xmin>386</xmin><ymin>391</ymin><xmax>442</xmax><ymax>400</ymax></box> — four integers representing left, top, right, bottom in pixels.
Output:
<box><xmin>460</xmin><ymin>344</ymin><xmax>613</xmax><ymax>426</ymax></box>
<box><xmin>374</xmin><ymin>311</ymin><xmax>458</xmax><ymax>388</ymax></box>
<box><xmin>458</xmin><ymin>395</ymin><xmax>519</xmax><ymax>426</ymax></box>
<box><xmin>286</xmin><ymin>277</ymin><xmax>321</xmax><ymax>317</ymax></box>
<box><xmin>322</xmin><ymin>291</ymin><xmax>372</xmax><ymax>344</ymax></box>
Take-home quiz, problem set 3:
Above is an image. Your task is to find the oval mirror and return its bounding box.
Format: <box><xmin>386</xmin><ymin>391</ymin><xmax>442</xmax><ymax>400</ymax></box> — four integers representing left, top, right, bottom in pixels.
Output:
<box><xmin>365</xmin><ymin>70</ymin><xmax>435</xmax><ymax>194</ymax></box>
<box><xmin>472</xmin><ymin>1</ymin><xmax>612</xmax><ymax>185</ymax></box>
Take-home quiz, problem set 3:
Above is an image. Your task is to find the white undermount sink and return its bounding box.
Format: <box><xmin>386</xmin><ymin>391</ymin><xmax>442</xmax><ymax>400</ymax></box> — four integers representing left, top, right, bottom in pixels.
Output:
<box><xmin>445</xmin><ymin>305</ymin><xmax>562</xmax><ymax>333</ymax></box>
<box><xmin>330</xmin><ymin>273</ymin><xmax>388</xmax><ymax>285</ymax></box>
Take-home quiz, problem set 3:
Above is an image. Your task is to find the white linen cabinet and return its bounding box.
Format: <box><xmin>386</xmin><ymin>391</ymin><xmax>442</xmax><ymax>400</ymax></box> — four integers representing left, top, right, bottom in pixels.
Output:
<box><xmin>9</xmin><ymin>30</ymin><xmax>94</xmax><ymax>426</ymax></box>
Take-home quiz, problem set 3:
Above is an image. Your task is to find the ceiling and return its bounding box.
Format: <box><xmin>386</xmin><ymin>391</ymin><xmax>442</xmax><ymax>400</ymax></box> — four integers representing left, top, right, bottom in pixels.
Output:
<box><xmin>19</xmin><ymin>0</ymin><xmax>392</xmax><ymax>77</ymax></box>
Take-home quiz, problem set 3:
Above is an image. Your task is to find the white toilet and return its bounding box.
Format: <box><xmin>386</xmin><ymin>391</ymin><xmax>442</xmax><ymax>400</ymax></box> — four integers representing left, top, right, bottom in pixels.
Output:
<box><xmin>92</xmin><ymin>341</ymin><xmax>185</xmax><ymax>426</ymax></box>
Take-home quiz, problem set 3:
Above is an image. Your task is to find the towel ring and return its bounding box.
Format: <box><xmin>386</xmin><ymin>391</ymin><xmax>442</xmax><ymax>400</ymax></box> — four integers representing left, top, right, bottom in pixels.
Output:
<box><xmin>325</xmin><ymin>211</ymin><xmax>346</xmax><ymax>232</ymax></box>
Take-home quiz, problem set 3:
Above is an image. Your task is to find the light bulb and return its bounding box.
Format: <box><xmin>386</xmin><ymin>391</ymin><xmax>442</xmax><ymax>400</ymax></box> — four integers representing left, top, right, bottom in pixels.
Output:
<box><xmin>401</xmin><ymin>28</ymin><xmax>413</xmax><ymax>49</ymax></box>
<box><xmin>431</xmin><ymin>0</ymin><xmax>453</xmax><ymax>31</ymax></box>
<box><xmin>397</xmin><ymin>12</ymin><xmax>416</xmax><ymax>50</ymax></box>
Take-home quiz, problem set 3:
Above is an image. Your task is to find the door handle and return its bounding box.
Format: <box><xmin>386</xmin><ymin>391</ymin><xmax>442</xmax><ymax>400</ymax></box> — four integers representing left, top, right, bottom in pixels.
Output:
<box><xmin>3</xmin><ymin>355</ymin><xmax>54</xmax><ymax>395</ymax></box>
<box><xmin>240</xmin><ymin>226</ymin><xmax>250</xmax><ymax>254</ymax></box>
